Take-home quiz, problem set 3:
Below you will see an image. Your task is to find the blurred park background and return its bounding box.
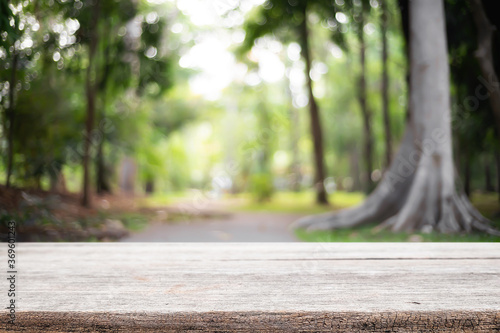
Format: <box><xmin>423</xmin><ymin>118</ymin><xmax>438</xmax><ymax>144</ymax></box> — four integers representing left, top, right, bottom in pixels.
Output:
<box><xmin>1</xmin><ymin>0</ymin><xmax>500</xmax><ymax>242</ymax></box>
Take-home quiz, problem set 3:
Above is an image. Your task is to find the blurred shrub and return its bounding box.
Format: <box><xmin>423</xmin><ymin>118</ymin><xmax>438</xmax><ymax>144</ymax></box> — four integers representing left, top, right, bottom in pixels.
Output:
<box><xmin>250</xmin><ymin>173</ymin><xmax>274</xmax><ymax>202</ymax></box>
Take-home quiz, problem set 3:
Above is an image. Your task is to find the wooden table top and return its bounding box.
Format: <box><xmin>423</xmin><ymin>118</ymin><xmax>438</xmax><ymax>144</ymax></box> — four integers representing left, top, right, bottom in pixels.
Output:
<box><xmin>2</xmin><ymin>243</ymin><xmax>499</xmax><ymax>331</ymax></box>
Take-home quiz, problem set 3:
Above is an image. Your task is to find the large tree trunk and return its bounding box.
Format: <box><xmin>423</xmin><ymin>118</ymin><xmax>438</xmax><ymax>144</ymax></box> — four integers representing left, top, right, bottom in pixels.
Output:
<box><xmin>5</xmin><ymin>51</ymin><xmax>18</xmax><ymax>188</ymax></box>
<box><xmin>81</xmin><ymin>3</ymin><xmax>100</xmax><ymax>207</ymax></box>
<box><xmin>299</xmin><ymin>6</ymin><xmax>328</xmax><ymax>205</ymax></box>
<box><xmin>295</xmin><ymin>0</ymin><xmax>499</xmax><ymax>235</ymax></box>
<box><xmin>381</xmin><ymin>0</ymin><xmax>392</xmax><ymax>169</ymax></box>
<box><xmin>357</xmin><ymin>7</ymin><xmax>374</xmax><ymax>193</ymax></box>
<box><xmin>469</xmin><ymin>0</ymin><xmax>500</xmax><ymax>139</ymax></box>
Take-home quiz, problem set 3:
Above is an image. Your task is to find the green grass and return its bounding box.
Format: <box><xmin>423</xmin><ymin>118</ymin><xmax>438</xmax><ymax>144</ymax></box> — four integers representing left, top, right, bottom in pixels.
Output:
<box><xmin>88</xmin><ymin>211</ymin><xmax>151</xmax><ymax>234</ymax></box>
<box><xmin>226</xmin><ymin>191</ymin><xmax>365</xmax><ymax>214</ymax></box>
<box><xmin>115</xmin><ymin>213</ymin><xmax>150</xmax><ymax>232</ymax></box>
<box><xmin>295</xmin><ymin>192</ymin><xmax>500</xmax><ymax>242</ymax></box>
<box><xmin>470</xmin><ymin>192</ymin><xmax>500</xmax><ymax>220</ymax></box>
<box><xmin>138</xmin><ymin>190</ymin><xmax>365</xmax><ymax>214</ymax></box>
<box><xmin>295</xmin><ymin>223</ymin><xmax>500</xmax><ymax>242</ymax></box>
<box><xmin>138</xmin><ymin>191</ymin><xmax>191</xmax><ymax>207</ymax></box>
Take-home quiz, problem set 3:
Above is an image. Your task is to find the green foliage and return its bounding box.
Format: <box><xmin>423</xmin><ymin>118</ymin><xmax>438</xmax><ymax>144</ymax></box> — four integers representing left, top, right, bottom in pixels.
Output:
<box><xmin>0</xmin><ymin>1</ymin><xmax>17</xmax><ymax>52</ymax></box>
<box><xmin>0</xmin><ymin>194</ymin><xmax>62</xmax><ymax>229</ymax></box>
<box><xmin>228</xmin><ymin>191</ymin><xmax>364</xmax><ymax>214</ymax></box>
<box><xmin>250</xmin><ymin>173</ymin><xmax>274</xmax><ymax>202</ymax></box>
<box><xmin>240</xmin><ymin>0</ymin><xmax>346</xmax><ymax>56</ymax></box>
<box><xmin>13</xmin><ymin>71</ymin><xmax>82</xmax><ymax>185</ymax></box>
<box><xmin>0</xmin><ymin>0</ymin><xmax>177</xmax><ymax>192</ymax></box>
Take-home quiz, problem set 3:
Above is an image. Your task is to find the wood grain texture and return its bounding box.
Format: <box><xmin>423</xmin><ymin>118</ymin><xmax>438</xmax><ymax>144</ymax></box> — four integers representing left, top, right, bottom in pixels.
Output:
<box><xmin>1</xmin><ymin>243</ymin><xmax>499</xmax><ymax>332</ymax></box>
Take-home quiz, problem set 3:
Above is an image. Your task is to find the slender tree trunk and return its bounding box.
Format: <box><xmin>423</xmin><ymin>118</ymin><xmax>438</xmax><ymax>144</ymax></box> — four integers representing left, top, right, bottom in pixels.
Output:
<box><xmin>484</xmin><ymin>155</ymin><xmax>494</xmax><ymax>192</ymax></box>
<box><xmin>495</xmin><ymin>150</ymin><xmax>500</xmax><ymax>203</ymax></box>
<box><xmin>289</xmin><ymin>106</ymin><xmax>302</xmax><ymax>192</ymax></box>
<box><xmin>95</xmin><ymin>97</ymin><xmax>105</xmax><ymax>195</ymax></box>
<box><xmin>295</xmin><ymin>0</ymin><xmax>499</xmax><ymax>236</ymax></box>
<box><xmin>35</xmin><ymin>175</ymin><xmax>41</xmax><ymax>190</ymax></box>
<box><xmin>82</xmin><ymin>67</ymin><xmax>96</xmax><ymax>206</ymax></box>
<box><xmin>285</xmin><ymin>79</ymin><xmax>302</xmax><ymax>192</ymax></box>
<box><xmin>257</xmin><ymin>101</ymin><xmax>272</xmax><ymax>173</ymax></box>
<box><xmin>299</xmin><ymin>7</ymin><xmax>328</xmax><ymax>205</ymax></box>
<box><xmin>96</xmin><ymin>132</ymin><xmax>104</xmax><ymax>194</ymax></box>
<box><xmin>350</xmin><ymin>148</ymin><xmax>362</xmax><ymax>192</ymax></box>
<box><xmin>145</xmin><ymin>179</ymin><xmax>154</xmax><ymax>194</ymax></box>
<box><xmin>469</xmin><ymin>0</ymin><xmax>500</xmax><ymax>139</ymax></box>
<box><xmin>5</xmin><ymin>51</ymin><xmax>18</xmax><ymax>188</ymax></box>
<box><xmin>82</xmin><ymin>3</ymin><xmax>100</xmax><ymax>207</ymax></box>
<box><xmin>381</xmin><ymin>0</ymin><xmax>392</xmax><ymax>169</ymax></box>
<box><xmin>96</xmin><ymin>138</ymin><xmax>111</xmax><ymax>194</ymax></box>
<box><xmin>357</xmin><ymin>10</ymin><xmax>374</xmax><ymax>192</ymax></box>
<box><xmin>397</xmin><ymin>0</ymin><xmax>411</xmax><ymax>122</ymax></box>
<box><xmin>50</xmin><ymin>168</ymin><xmax>67</xmax><ymax>193</ymax></box>
<box><xmin>95</xmin><ymin>94</ymin><xmax>111</xmax><ymax>195</ymax></box>
<box><xmin>95</xmin><ymin>36</ymin><xmax>112</xmax><ymax>196</ymax></box>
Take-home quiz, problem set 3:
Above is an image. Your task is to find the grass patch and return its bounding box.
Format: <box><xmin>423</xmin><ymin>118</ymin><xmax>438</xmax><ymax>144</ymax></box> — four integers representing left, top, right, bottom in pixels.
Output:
<box><xmin>113</xmin><ymin>213</ymin><xmax>150</xmax><ymax>232</ymax></box>
<box><xmin>138</xmin><ymin>191</ymin><xmax>191</xmax><ymax>208</ymax></box>
<box><xmin>227</xmin><ymin>191</ymin><xmax>365</xmax><ymax>214</ymax></box>
<box><xmin>295</xmin><ymin>223</ymin><xmax>500</xmax><ymax>242</ymax></box>
<box><xmin>471</xmin><ymin>192</ymin><xmax>500</xmax><ymax>219</ymax></box>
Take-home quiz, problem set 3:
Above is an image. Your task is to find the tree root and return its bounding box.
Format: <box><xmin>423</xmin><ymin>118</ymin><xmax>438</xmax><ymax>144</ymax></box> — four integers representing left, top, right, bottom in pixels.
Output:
<box><xmin>293</xmin><ymin>188</ymin><xmax>500</xmax><ymax>236</ymax></box>
<box><xmin>293</xmin><ymin>130</ymin><xmax>500</xmax><ymax>236</ymax></box>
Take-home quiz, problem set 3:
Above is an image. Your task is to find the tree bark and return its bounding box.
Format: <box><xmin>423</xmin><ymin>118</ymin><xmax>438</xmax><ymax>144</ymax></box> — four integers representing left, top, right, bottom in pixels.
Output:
<box><xmin>145</xmin><ymin>179</ymin><xmax>154</xmax><ymax>194</ymax></box>
<box><xmin>96</xmin><ymin>138</ymin><xmax>111</xmax><ymax>195</ymax></box>
<box><xmin>285</xmin><ymin>78</ymin><xmax>302</xmax><ymax>192</ymax></box>
<box><xmin>484</xmin><ymin>155</ymin><xmax>494</xmax><ymax>192</ymax></box>
<box><xmin>294</xmin><ymin>0</ymin><xmax>499</xmax><ymax>236</ymax></box>
<box><xmin>257</xmin><ymin>101</ymin><xmax>272</xmax><ymax>173</ymax></box>
<box><xmin>81</xmin><ymin>2</ymin><xmax>100</xmax><ymax>207</ymax></box>
<box><xmin>50</xmin><ymin>169</ymin><xmax>67</xmax><ymax>194</ymax></box>
<box><xmin>496</xmin><ymin>150</ymin><xmax>500</xmax><ymax>203</ymax></box>
<box><xmin>95</xmin><ymin>34</ymin><xmax>113</xmax><ymax>196</ymax></box>
<box><xmin>469</xmin><ymin>0</ymin><xmax>500</xmax><ymax>139</ymax></box>
<box><xmin>381</xmin><ymin>0</ymin><xmax>392</xmax><ymax>169</ymax></box>
<box><xmin>299</xmin><ymin>6</ymin><xmax>328</xmax><ymax>205</ymax></box>
<box><xmin>289</xmin><ymin>105</ymin><xmax>301</xmax><ymax>192</ymax></box>
<box><xmin>357</xmin><ymin>8</ymin><xmax>374</xmax><ymax>192</ymax></box>
<box><xmin>350</xmin><ymin>148</ymin><xmax>362</xmax><ymax>192</ymax></box>
<box><xmin>464</xmin><ymin>149</ymin><xmax>471</xmax><ymax>197</ymax></box>
<box><xmin>5</xmin><ymin>51</ymin><xmax>18</xmax><ymax>188</ymax></box>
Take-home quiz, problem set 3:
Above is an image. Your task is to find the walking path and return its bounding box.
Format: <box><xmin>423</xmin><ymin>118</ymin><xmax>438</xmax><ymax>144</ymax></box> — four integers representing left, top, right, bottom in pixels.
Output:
<box><xmin>121</xmin><ymin>212</ymin><xmax>302</xmax><ymax>242</ymax></box>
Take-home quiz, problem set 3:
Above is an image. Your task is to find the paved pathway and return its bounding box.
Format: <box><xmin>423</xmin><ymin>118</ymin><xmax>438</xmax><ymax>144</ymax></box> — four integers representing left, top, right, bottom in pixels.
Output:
<box><xmin>121</xmin><ymin>212</ymin><xmax>302</xmax><ymax>242</ymax></box>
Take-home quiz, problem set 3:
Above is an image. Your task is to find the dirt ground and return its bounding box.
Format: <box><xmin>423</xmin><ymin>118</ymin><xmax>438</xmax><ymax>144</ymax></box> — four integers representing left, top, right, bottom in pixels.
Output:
<box><xmin>1</xmin><ymin>186</ymin><xmax>302</xmax><ymax>242</ymax></box>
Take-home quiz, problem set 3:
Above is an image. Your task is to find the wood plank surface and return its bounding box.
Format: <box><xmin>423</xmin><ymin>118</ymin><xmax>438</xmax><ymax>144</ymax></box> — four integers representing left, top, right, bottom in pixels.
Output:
<box><xmin>1</xmin><ymin>243</ymin><xmax>499</xmax><ymax>331</ymax></box>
